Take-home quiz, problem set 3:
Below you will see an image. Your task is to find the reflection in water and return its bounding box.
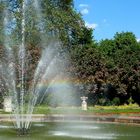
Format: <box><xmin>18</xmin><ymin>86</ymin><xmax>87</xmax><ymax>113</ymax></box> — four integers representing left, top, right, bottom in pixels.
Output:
<box><xmin>0</xmin><ymin>122</ymin><xmax>140</xmax><ymax>140</ymax></box>
<box><xmin>52</xmin><ymin>131</ymin><xmax>116</xmax><ymax>139</ymax></box>
<box><xmin>0</xmin><ymin>125</ymin><xmax>13</xmax><ymax>129</ymax></box>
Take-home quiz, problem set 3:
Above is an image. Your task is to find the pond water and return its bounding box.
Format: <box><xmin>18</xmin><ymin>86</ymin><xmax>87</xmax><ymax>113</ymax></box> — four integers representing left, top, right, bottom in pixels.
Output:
<box><xmin>0</xmin><ymin>122</ymin><xmax>140</xmax><ymax>140</ymax></box>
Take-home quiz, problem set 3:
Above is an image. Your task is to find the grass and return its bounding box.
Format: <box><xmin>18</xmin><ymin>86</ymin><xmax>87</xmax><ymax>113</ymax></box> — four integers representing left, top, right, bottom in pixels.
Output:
<box><xmin>0</xmin><ymin>104</ymin><xmax>140</xmax><ymax>115</ymax></box>
<box><xmin>0</xmin><ymin>109</ymin><xmax>10</xmax><ymax>114</ymax></box>
<box><xmin>33</xmin><ymin>104</ymin><xmax>140</xmax><ymax>115</ymax></box>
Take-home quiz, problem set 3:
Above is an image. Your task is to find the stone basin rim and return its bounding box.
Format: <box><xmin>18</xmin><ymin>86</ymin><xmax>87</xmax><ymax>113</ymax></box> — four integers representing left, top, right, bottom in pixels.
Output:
<box><xmin>0</xmin><ymin>114</ymin><xmax>140</xmax><ymax>126</ymax></box>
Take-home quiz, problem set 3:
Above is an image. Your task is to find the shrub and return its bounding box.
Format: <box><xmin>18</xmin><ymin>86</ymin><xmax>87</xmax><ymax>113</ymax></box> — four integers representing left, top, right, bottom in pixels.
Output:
<box><xmin>111</xmin><ymin>97</ymin><xmax>120</xmax><ymax>105</ymax></box>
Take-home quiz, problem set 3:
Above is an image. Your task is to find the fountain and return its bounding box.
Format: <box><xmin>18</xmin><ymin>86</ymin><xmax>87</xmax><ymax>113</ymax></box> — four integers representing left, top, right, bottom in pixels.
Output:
<box><xmin>1</xmin><ymin>1</ymin><xmax>140</xmax><ymax>139</ymax></box>
<box><xmin>0</xmin><ymin>0</ymin><xmax>72</xmax><ymax>135</ymax></box>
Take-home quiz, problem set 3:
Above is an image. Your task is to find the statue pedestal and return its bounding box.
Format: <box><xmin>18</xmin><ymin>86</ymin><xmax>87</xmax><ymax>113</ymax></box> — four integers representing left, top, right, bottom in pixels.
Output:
<box><xmin>81</xmin><ymin>96</ymin><xmax>88</xmax><ymax>111</ymax></box>
<box><xmin>3</xmin><ymin>96</ymin><xmax>12</xmax><ymax>112</ymax></box>
<box><xmin>81</xmin><ymin>101</ymin><xmax>88</xmax><ymax>110</ymax></box>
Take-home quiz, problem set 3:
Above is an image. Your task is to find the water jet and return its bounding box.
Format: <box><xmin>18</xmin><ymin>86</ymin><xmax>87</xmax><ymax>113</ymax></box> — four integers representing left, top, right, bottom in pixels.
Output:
<box><xmin>17</xmin><ymin>127</ymin><xmax>29</xmax><ymax>136</ymax></box>
<box><xmin>0</xmin><ymin>0</ymin><xmax>71</xmax><ymax>134</ymax></box>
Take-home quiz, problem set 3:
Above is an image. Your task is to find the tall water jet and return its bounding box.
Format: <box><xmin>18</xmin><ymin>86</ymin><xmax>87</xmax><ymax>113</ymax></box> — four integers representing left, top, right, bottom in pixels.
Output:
<box><xmin>0</xmin><ymin>0</ymin><xmax>75</xmax><ymax>135</ymax></box>
<box><xmin>18</xmin><ymin>0</ymin><xmax>26</xmax><ymax>133</ymax></box>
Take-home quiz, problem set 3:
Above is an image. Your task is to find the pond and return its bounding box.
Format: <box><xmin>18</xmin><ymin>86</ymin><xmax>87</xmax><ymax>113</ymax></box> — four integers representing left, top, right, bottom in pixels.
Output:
<box><xmin>0</xmin><ymin>122</ymin><xmax>140</xmax><ymax>140</ymax></box>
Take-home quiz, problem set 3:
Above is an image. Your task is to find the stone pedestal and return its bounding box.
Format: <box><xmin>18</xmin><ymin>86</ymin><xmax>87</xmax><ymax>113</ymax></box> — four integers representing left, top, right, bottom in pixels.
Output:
<box><xmin>3</xmin><ymin>96</ymin><xmax>12</xmax><ymax>112</ymax></box>
<box><xmin>81</xmin><ymin>96</ymin><xmax>88</xmax><ymax>111</ymax></box>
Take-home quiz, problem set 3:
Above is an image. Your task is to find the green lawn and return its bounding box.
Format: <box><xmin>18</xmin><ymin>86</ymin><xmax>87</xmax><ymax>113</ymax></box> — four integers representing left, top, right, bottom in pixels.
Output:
<box><xmin>1</xmin><ymin>104</ymin><xmax>140</xmax><ymax>115</ymax></box>
<box><xmin>33</xmin><ymin>104</ymin><xmax>140</xmax><ymax>115</ymax></box>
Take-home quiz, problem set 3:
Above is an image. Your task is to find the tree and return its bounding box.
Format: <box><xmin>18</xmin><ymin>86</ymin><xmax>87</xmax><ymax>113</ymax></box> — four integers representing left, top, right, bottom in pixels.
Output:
<box><xmin>1</xmin><ymin>0</ymin><xmax>86</xmax><ymax>47</ymax></box>
<box><xmin>114</xmin><ymin>32</ymin><xmax>137</xmax><ymax>49</ymax></box>
<box><xmin>97</xmin><ymin>32</ymin><xmax>140</xmax><ymax>104</ymax></box>
<box><xmin>0</xmin><ymin>1</ymin><xmax>5</xmax><ymax>45</ymax></box>
<box><xmin>77</xmin><ymin>27</ymin><xmax>93</xmax><ymax>45</ymax></box>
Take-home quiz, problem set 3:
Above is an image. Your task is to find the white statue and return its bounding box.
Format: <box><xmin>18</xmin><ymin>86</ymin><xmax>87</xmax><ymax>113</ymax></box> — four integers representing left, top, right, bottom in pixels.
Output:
<box><xmin>80</xmin><ymin>96</ymin><xmax>88</xmax><ymax>111</ymax></box>
<box><xmin>3</xmin><ymin>96</ymin><xmax>12</xmax><ymax>112</ymax></box>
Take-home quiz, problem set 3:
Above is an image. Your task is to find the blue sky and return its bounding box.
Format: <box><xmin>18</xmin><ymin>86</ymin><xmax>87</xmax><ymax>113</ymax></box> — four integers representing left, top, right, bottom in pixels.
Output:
<box><xmin>74</xmin><ymin>0</ymin><xmax>140</xmax><ymax>42</ymax></box>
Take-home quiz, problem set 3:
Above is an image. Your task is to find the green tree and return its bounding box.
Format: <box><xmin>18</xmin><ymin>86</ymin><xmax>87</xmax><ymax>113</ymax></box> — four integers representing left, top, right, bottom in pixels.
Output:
<box><xmin>2</xmin><ymin>0</ymin><xmax>86</xmax><ymax>47</ymax></box>
<box><xmin>114</xmin><ymin>32</ymin><xmax>137</xmax><ymax>49</ymax></box>
<box><xmin>98</xmin><ymin>32</ymin><xmax>140</xmax><ymax>104</ymax></box>
<box><xmin>77</xmin><ymin>27</ymin><xmax>93</xmax><ymax>45</ymax></box>
<box><xmin>0</xmin><ymin>1</ymin><xmax>5</xmax><ymax>45</ymax></box>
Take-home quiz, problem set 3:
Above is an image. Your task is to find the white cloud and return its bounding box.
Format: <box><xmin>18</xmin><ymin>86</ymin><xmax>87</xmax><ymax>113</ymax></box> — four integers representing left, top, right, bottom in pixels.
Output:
<box><xmin>85</xmin><ymin>22</ymin><xmax>98</xmax><ymax>29</ymax></box>
<box><xmin>137</xmin><ymin>38</ymin><xmax>140</xmax><ymax>42</ymax></box>
<box><xmin>79</xmin><ymin>4</ymin><xmax>89</xmax><ymax>8</ymax></box>
<box><xmin>81</xmin><ymin>8</ymin><xmax>89</xmax><ymax>15</ymax></box>
<box><xmin>79</xmin><ymin>3</ymin><xmax>89</xmax><ymax>15</ymax></box>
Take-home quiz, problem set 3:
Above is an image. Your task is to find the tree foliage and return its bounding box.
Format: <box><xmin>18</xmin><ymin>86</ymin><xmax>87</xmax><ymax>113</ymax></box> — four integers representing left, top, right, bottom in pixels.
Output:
<box><xmin>0</xmin><ymin>0</ymin><xmax>86</xmax><ymax>46</ymax></box>
<box><xmin>70</xmin><ymin>31</ymin><xmax>140</xmax><ymax>105</ymax></box>
<box><xmin>0</xmin><ymin>0</ymin><xmax>140</xmax><ymax>106</ymax></box>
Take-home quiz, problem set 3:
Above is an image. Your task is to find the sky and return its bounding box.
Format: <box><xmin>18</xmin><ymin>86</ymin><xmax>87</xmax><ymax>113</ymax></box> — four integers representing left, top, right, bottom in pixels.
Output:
<box><xmin>74</xmin><ymin>0</ymin><xmax>140</xmax><ymax>42</ymax></box>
